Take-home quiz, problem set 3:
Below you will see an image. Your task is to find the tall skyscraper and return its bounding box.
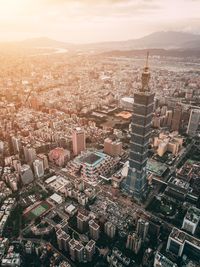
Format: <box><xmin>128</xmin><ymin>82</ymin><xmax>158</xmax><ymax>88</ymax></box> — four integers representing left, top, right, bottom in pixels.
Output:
<box><xmin>186</xmin><ymin>109</ymin><xmax>200</xmax><ymax>136</ymax></box>
<box><xmin>123</xmin><ymin>53</ymin><xmax>155</xmax><ymax>200</ymax></box>
<box><xmin>72</xmin><ymin>127</ymin><xmax>86</xmax><ymax>156</ymax></box>
<box><xmin>171</xmin><ymin>105</ymin><xmax>182</xmax><ymax>132</ymax></box>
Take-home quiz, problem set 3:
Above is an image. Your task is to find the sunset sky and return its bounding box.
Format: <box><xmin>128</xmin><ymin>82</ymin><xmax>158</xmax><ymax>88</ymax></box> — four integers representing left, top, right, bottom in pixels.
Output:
<box><xmin>0</xmin><ymin>0</ymin><xmax>200</xmax><ymax>43</ymax></box>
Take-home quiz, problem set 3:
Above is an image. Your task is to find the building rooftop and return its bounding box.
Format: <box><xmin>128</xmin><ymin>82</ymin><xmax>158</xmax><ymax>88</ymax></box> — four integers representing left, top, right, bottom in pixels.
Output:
<box><xmin>170</xmin><ymin>227</ymin><xmax>200</xmax><ymax>248</ymax></box>
<box><xmin>89</xmin><ymin>220</ymin><xmax>99</xmax><ymax>230</ymax></box>
<box><xmin>147</xmin><ymin>159</ymin><xmax>168</xmax><ymax>176</ymax></box>
<box><xmin>168</xmin><ymin>177</ymin><xmax>190</xmax><ymax>191</ymax></box>
<box><xmin>77</xmin><ymin>151</ymin><xmax>108</xmax><ymax>168</ymax></box>
<box><xmin>185</xmin><ymin>207</ymin><xmax>200</xmax><ymax>224</ymax></box>
<box><xmin>81</xmin><ymin>153</ymin><xmax>101</xmax><ymax>165</ymax></box>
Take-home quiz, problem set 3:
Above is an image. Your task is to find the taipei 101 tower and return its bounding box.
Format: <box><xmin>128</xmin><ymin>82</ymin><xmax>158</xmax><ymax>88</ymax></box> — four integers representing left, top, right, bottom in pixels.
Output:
<box><xmin>123</xmin><ymin>53</ymin><xmax>155</xmax><ymax>200</ymax></box>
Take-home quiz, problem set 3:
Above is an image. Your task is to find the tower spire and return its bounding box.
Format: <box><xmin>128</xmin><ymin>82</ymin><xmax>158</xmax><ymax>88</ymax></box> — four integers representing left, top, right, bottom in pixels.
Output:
<box><xmin>141</xmin><ymin>51</ymin><xmax>150</xmax><ymax>92</ymax></box>
<box><xmin>145</xmin><ymin>51</ymin><xmax>149</xmax><ymax>69</ymax></box>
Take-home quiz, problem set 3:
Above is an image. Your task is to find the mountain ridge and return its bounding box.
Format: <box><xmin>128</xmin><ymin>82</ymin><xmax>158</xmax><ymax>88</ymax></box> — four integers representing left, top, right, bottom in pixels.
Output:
<box><xmin>1</xmin><ymin>31</ymin><xmax>200</xmax><ymax>51</ymax></box>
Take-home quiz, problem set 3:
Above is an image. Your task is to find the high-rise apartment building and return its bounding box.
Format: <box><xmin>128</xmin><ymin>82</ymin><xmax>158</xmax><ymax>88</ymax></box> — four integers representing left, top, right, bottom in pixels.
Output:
<box><xmin>123</xmin><ymin>54</ymin><xmax>155</xmax><ymax>200</ymax></box>
<box><xmin>37</xmin><ymin>154</ymin><xmax>49</xmax><ymax>170</ymax></box>
<box><xmin>104</xmin><ymin>221</ymin><xmax>116</xmax><ymax>239</ymax></box>
<box><xmin>23</xmin><ymin>145</ymin><xmax>37</xmax><ymax>164</ymax></box>
<box><xmin>72</xmin><ymin>128</ymin><xmax>86</xmax><ymax>156</ymax></box>
<box><xmin>85</xmin><ymin>240</ymin><xmax>96</xmax><ymax>262</ymax></box>
<box><xmin>187</xmin><ymin>109</ymin><xmax>200</xmax><ymax>136</ymax></box>
<box><xmin>77</xmin><ymin>213</ymin><xmax>89</xmax><ymax>233</ymax></box>
<box><xmin>89</xmin><ymin>220</ymin><xmax>100</xmax><ymax>241</ymax></box>
<box><xmin>20</xmin><ymin>164</ymin><xmax>34</xmax><ymax>185</ymax></box>
<box><xmin>69</xmin><ymin>239</ymin><xmax>85</xmax><ymax>263</ymax></box>
<box><xmin>11</xmin><ymin>136</ymin><xmax>21</xmax><ymax>154</ymax></box>
<box><xmin>126</xmin><ymin>233</ymin><xmax>142</xmax><ymax>254</ymax></box>
<box><xmin>136</xmin><ymin>218</ymin><xmax>149</xmax><ymax>240</ymax></box>
<box><xmin>56</xmin><ymin>229</ymin><xmax>71</xmax><ymax>251</ymax></box>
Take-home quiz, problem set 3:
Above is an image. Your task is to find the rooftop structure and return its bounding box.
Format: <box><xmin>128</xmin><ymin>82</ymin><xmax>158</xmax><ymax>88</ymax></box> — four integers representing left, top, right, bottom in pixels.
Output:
<box><xmin>154</xmin><ymin>251</ymin><xmax>177</xmax><ymax>267</ymax></box>
<box><xmin>69</xmin><ymin>150</ymin><xmax>119</xmax><ymax>183</ymax></box>
<box><xmin>182</xmin><ymin>207</ymin><xmax>200</xmax><ymax>235</ymax></box>
<box><xmin>167</xmin><ymin>227</ymin><xmax>200</xmax><ymax>260</ymax></box>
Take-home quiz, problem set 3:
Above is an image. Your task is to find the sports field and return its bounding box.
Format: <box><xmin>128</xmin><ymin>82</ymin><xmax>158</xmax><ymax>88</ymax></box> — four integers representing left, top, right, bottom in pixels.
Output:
<box><xmin>24</xmin><ymin>201</ymin><xmax>52</xmax><ymax>221</ymax></box>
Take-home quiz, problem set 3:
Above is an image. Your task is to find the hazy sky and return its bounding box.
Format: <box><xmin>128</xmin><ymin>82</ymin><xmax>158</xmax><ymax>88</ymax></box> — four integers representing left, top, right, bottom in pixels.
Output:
<box><xmin>0</xmin><ymin>0</ymin><xmax>200</xmax><ymax>43</ymax></box>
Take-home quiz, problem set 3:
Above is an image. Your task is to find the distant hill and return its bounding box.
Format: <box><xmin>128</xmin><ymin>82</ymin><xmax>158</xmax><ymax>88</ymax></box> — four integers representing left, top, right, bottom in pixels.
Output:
<box><xmin>80</xmin><ymin>31</ymin><xmax>200</xmax><ymax>51</ymax></box>
<box><xmin>1</xmin><ymin>31</ymin><xmax>200</xmax><ymax>52</ymax></box>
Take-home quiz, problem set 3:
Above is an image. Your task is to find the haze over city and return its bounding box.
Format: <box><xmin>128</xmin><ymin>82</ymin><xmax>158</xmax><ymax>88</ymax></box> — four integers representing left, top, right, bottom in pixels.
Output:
<box><xmin>0</xmin><ymin>1</ymin><xmax>200</xmax><ymax>267</ymax></box>
<box><xmin>0</xmin><ymin>0</ymin><xmax>200</xmax><ymax>43</ymax></box>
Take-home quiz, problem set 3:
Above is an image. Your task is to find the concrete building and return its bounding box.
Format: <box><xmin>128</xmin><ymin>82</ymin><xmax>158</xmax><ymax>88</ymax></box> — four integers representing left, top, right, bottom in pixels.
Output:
<box><xmin>171</xmin><ymin>106</ymin><xmax>182</xmax><ymax>132</ymax></box>
<box><xmin>182</xmin><ymin>207</ymin><xmax>200</xmax><ymax>235</ymax></box>
<box><xmin>72</xmin><ymin>127</ymin><xmax>86</xmax><ymax>156</ymax></box>
<box><xmin>126</xmin><ymin>233</ymin><xmax>142</xmax><ymax>254</ymax></box>
<box><xmin>33</xmin><ymin>159</ymin><xmax>44</xmax><ymax>178</ymax></box>
<box><xmin>0</xmin><ymin>141</ymin><xmax>4</xmax><ymax>154</ymax></box>
<box><xmin>104</xmin><ymin>138</ymin><xmax>122</xmax><ymax>157</ymax></box>
<box><xmin>11</xmin><ymin>136</ymin><xmax>21</xmax><ymax>154</ymax></box>
<box><xmin>23</xmin><ymin>145</ymin><xmax>37</xmax><ymax>164</ymax></box>
<box><xmin>77</xmin><ymin>213</ymin><xmax>89</xmax><ymax>233</ymax></box>
<box><xmin>69</xmin><ymin>239</ymin><xmax>85</xmax><ymax>263</ymax></box>
<box><xmin>154</xmin><ymin>132</ymin><xmax>183</xmax><ymax>157</ymax></box>
<box><xmin>167</xmin><ymin>227</ymin><xmax>200</xmax><ymax>260</ymax></box>
<box><xmin>154</xmin><ymin>251</ymin><xmax>177</xmax><ymax>267</ymax></box>
<box><xmin>71</xmin><ymin>151</ymin><xmax>119</xmax><ymax>181</ymax></box>
<box><xmin>104</xmin><ymin>221</ymin><xmax>116</xmax><ymax>239</ymax></box>
<box><xmin>89</xmin><ymin>220</ymin><xmax>100</xmax><ymax>241</ymax></box>
<box><xmin>1</xmin><ymin>253</ymin><xmax>21</xmax><ymax>267</ymax></box>
<box><xmin>166</xmin><ymin>110</ymin><xmax>173</xmax><ymax>127</ymax></box>
<box><xmin>56</xmin><ymin>229</ymin><xmax>71</xmax><ymax>251</ymax></box>
<box><xmin>85</xmin><ymin>240</ymin><xmax>96</xmax><ymax>262</ymax></box>
<box><xmin>120</xmin><ymin>97</ymin><xmax>134</xmax><ymax>111</ymax></box>
<box><xmin>136</xmin><ymin>218</ymin><xmax>149</xmax><ymax>240</ymax></box>
<box><xmin>187</xmin><ymin>109</ymin><xmax>200</xmax><ymax>136</ymax></box>
<box><xmin>37</xmin><ymin>154</ymin><xmax>49</xmax><ymax>170</ymax></box>
<box><xmin>20</xmin><ymin>164</ymin><xmax>34</xmax><ymax>185</ymax></box>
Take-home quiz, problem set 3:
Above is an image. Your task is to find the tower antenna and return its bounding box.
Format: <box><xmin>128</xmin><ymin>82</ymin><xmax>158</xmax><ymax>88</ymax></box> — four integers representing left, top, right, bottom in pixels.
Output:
<box><xmin>145</xmin><ymin>51</ymin><xmax>149</xmax><ymax>69</ymax></box>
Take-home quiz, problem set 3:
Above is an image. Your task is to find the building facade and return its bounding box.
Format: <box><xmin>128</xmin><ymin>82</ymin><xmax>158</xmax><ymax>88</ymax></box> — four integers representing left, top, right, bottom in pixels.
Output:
<box><xmin>123</xmin><ymin>54</ymin><xmax>155</xmax><ymax>199</ymax></box>
<box><xmin>187</xmin><ymin>109</ymin><xmax>200</xmax><ymax>136</ymax></box>
<box><xmin>72</xmin><ymin>127</ymin><xmax>86</xmax><ymax>156</ymax></box>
